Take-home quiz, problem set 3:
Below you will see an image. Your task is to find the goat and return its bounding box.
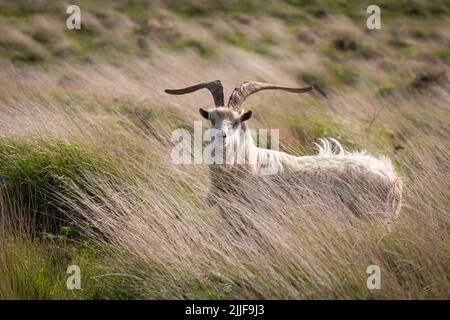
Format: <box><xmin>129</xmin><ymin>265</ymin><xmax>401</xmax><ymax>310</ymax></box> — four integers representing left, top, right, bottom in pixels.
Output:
<box><xmin>165</xmin><ymin>80</ymin><xmax>402</xmax><ymax>226</ymax></box>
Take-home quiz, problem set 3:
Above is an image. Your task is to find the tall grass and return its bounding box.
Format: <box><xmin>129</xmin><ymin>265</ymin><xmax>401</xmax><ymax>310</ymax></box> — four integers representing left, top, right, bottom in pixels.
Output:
<box><xmin>0</xmin><ymin>0</ymin><xmax>449</xmax><ymax>299</ymax></box>
<box><xmin>0</xmin><ymin>60</ymin><xmax>448</xmax><ymax>298</ymax></box>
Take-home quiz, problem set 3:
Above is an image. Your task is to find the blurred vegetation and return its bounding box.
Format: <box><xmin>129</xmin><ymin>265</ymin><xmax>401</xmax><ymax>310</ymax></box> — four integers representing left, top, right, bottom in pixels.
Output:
<box><xmin>0</xmin><ymin>0</ymin><xmax>448</xmax><ymax>63</ymax></box>
<box><xmin>0</xmin><ymin>138</ymin><xmax>121</xmax><ymax>235</ymax></box>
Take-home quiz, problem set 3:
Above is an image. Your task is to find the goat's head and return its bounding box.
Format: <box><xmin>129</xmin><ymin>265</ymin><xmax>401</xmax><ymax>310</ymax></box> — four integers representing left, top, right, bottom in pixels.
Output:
<box><xmin>165</xmin><ymin>80</ymin><xmax>313</xmax><ymax>140</ymax></box>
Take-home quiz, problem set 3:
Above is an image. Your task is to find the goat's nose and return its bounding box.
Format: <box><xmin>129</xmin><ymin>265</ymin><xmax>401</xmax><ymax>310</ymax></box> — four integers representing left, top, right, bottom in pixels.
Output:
<box><xmin>222</xmin><ymin>131</ymin><xmax>227</xmax><ymax>138</ymax></box>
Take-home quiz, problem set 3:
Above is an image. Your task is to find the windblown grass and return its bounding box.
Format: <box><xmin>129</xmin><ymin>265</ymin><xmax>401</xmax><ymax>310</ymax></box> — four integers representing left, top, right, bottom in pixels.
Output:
<box><xmin>0</xmin><ymin>0</ymin><xmax>449</xmax><ymax>299</ymax></box>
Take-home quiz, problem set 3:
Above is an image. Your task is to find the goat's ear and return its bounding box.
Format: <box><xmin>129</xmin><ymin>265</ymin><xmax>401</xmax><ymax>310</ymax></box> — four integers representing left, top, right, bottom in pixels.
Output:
<box><xmin>199</xmin><ymin>108</ymin><xmax>209</xmax><ymax>120</ymax></box>
<box><xmin>240</xmin><ymin>110</ymin><xmax>253</xmax><ymax>122</ymax></box>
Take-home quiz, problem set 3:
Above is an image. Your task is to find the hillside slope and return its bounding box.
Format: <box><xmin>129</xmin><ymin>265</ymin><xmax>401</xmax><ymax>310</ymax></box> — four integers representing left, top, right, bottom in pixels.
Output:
<box><xmin>0</xmin><ymin>0</ymin><xmax>449</xmax><ymax>299</ymax></box>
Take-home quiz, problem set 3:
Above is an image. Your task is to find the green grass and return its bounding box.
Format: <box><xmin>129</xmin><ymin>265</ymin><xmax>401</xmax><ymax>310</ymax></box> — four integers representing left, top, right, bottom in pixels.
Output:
<box><xmin>297</xmin><ymin>71</ymin><xmax>328</xmax><ymax>96</ymax></box>
<box><xmin>218</xmin><ymin>31</ymin><xmax>273</xmax><ymax>55</ymax></box>
<box><xmin>408</xmin><ymin>70</ymin><xmax>447</xmax><ymax>90</ymax></box>
<box><xmin>0</xmin><ymin>138</ymin><xmax>119</xmax><ymax>234</ymax></box>
<box><xmin>0</xmin><ymin>1</ymin><xmax>62</xmax><ymax>17</ymax></box>
<box><xmin>169</xmin><ymin>38</ymin><xmax>217</xmax><ymax>60</ymax></box>
<box><xmin>328</xmin><ymin>62</ymin><xmax>359</xmax><ymax>86</ymax></box>
<box><xmin>220</xmin><ymin>31</ymin><xmax>253</xmax><ymax>51</ymax></box>
<box><xmin>165</xmin><ymin>0</ymin><xmax>266</xmax><ymax>17</ymax></box>
<box><xmin>0</xmin><ymin>40</ymin><xmax>44</xmax><ymax>63</ymax></box>
<box><xmin>284</xmin><ymin>111</ymin><xmax>355</xmax><ymax>153</ymax></box>
<box><xmin>377</xmin><ymin>83</ymin><xmax>396</xmax><ymax>97</ymax></box>
<box><xmin>433</xmin><ymin>48</ymin><xmax>450</xmax><ymax>60</ymax></box>
<box><xmin>0</xmin><ymin>236</ymin><xmax>119</xmax><ymax>299</ymax></box>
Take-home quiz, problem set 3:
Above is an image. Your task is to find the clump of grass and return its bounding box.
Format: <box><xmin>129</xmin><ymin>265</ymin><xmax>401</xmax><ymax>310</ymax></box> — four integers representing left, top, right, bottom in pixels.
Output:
<box><xmin>220</xmin><ymin>31</ymin><xmax>253</xmax><ymax>50</ymax></box>
<box><xmin>0</xmin><ymin>138</ymin><xmax>118</xmax><ymax>234</ymax></box>
<box><xmin>30</xmin><ymin>29</ymin><xmax>54</xmax><ymax>46</ymax></box>
<box><xmin>218</xmin><ymin>31</ymin><xmax>272</xmax><ymax>55</ymax></box>
<box><xmin>63</xmin><ymin>22</ymin><xmax>108</xmax><ymax>58</ymax></box>
<box><xmin>379</xmin><ymin>0</ymin><xmax>450</xmax><ymax>17</ymax></box>
<box><xmin>170</xmin><ymin>38</ymin><xmax>217</xmax><ymax>59</ymax></box>
<box><xmin>297</xmin><ymin>71</ymin><xmax>328</xmax><ymax>97</ymax></box>
<box><xmin>333</xmin><ymin>37</ymin><xmax>358</xmax><ymax>52</ymax></box>
<box><xmin>377</xmin><ymin>83</ymin><xmax>396</xmax><ymax>97</ymax></box>
<box><xmin>0</xmin><ymin>235</ymin><xmax>120</xmax><ymax>299</ymax></box>
<box><xmin>284</xmin><ymin>111</ymin><xmax>353</xmax><ymax>152</ymax></box>
<box><xmin>409</xmin><ymin>71</ymin><xmax>448</xmax><ymax>90</ymax></box>
<box><xmin>330</xmin><ymin>36</ymin><xmax>377</xmax><ymax>59</ymax></box>
<box><xmin>433</xmin><ymin>48</ymin><xmax>450</xmax><ymax>61</ymax></box>
<box><xmin>115</xmin><ymin>0</ymin><xmax>154</xmax><ymax>21</ymax></box>
<box><xmin>328</xmin><ymin>62</ymin><xmax>358</xmax><ymax>85</ymax></box>
<box><xmin>0</xmin><ymin>1</ymin><xmax>62</xmax><ymax>17</ymax></box>
<box><xmin>0</xmin><ymin>40</ymin><xmax>44</xmax><ymax>63</ymax></box>
<box><xmin>165</xmin><ymin>0</ymin><xmax>265</xmax><ymax>17</ymax></box>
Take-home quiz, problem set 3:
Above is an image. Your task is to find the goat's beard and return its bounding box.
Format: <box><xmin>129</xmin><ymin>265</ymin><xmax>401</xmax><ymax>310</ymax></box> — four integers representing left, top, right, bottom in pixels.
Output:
<box><xmin>206</xmin><ymin>133</ymin><xmax>248</xmax><ymax>166</ymax></box>
<box><xmin>223</xmin><ymin>133</ymin><xmax>249</xmax><ymax>166</ymax></box>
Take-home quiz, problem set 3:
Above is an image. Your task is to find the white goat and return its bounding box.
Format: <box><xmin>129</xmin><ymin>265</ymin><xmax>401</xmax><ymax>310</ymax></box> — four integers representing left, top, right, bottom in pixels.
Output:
<box><xmin>165</xmin><ymin>80</ymin><xmax>402</xmax><ymax>225</ymax></box>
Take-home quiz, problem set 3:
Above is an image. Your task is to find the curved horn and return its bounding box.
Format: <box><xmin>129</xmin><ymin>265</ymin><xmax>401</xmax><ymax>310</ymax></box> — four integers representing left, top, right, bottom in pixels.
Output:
<box><xmin>165</xmin><ymin>80</ymin><xmax>224</xmax><ymax>107</ymax></box>
<box><xmin>227</xmin><ymin>81</ymin><xmax>313</xmax><ymax>110</ymax></box>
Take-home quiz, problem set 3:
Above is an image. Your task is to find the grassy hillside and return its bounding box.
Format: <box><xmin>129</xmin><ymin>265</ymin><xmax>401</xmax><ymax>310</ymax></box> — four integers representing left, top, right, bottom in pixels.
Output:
<box><xmin>0</xmin><ymin>0</ymin><xmax>449</xmax><ymax>299</ymax></box>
